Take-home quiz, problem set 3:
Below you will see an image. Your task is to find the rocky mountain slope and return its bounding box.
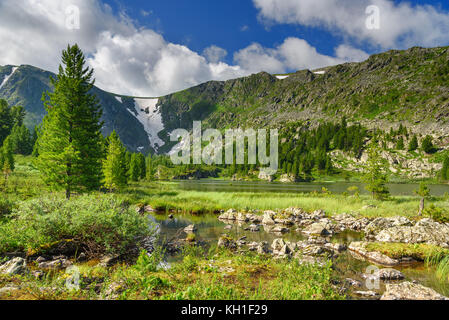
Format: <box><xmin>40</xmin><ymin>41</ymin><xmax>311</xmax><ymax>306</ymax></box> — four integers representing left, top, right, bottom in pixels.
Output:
<box><xmin>1</xmin><ymin>45</ymin><xmax>448</xmax><ymax>158</ymax></box>
<box><xmin>0</xmin><ymin>64</ymin><xmax>155</xmax><ymax>154</ymax></box>
<box><xmin>156</xmin><ymin>46</ymin><xmax>449</xmax><ymax>150</ymax></box>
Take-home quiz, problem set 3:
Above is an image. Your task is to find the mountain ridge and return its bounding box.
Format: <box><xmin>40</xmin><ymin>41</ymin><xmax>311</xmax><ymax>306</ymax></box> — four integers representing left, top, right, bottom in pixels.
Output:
<box><xmin>1</xmin><ymin>45</ymin><xmax>448</xmax><ymax>155</ymax></box>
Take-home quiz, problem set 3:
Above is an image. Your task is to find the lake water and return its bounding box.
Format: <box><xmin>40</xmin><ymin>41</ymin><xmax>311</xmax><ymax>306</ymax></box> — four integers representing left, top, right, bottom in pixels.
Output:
<box><xmin>177</xmin><ymin>180</ymin><xmax>449</xmax><ymax>197</ymax></box>
<box><xmin>150</xmin><ymin>213</ymin><xmax>449</xmax><ymax>298</ymax></box>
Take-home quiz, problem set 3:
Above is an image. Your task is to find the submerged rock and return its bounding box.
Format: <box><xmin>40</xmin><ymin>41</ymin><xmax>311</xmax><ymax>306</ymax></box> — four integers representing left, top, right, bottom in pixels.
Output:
<box><xmin>184</xmin><ymin>224</ymin><xmax>197</xmax><ymax>233</ymax></box>
<box><xmin>381</xmin><ymin>282</ymin><xmax>449</xmax><ymax>300</ymax></box>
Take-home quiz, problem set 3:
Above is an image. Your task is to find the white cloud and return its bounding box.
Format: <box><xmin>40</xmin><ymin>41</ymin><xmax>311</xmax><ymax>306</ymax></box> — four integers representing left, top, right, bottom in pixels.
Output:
<box><xmin>202</xmin><ymin>45</ymin><xmax>228</xmax><ymax>63</ymax></box>
<box><xmin>253</xmin><ymin>0</ymin><xmax>449</xmax><ymax>49</ymax></box>
<box><xmin>234</xmin><ymin>38</ymin><xmax>368</xmax><ymax>74</ymax></box>
<box><xmin>0</xmin><ymin>0</ymin><xmax>370</xmax><ymax>97</ymax></box>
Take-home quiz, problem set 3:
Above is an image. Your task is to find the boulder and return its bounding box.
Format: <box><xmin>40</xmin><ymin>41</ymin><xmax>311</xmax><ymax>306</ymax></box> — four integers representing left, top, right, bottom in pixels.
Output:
<box><xmin>381</xmin><ymin>282</ymin><xmax>449</xmax><ymax>300</ymax></box>
<box><xmin>377</xmin><ymin>268</ymin><xmax>405</xmax><ymax>280</ymax></box>
<box><xmin>364</xmin><ymin>217</ymin><xmax>413</xmax><ymax>239</ymax></box>
<box><xmin>270</xmin><ymin>226</ymin><xmax>289</xmax><ymax>234</ymax></box>
<box><xmin>236</xmin><ymin>212</ymin><xmax>249</xmax><ymax>222</ymax></box>
<box><xmin>184</xmin><ymin>224</ymin><xmax>197</xmax><ymax>233</ymax></box>
<box><xmin>218</xmin><ymin>209</ymin><xmax>237</xmax><ymax>220</ymax></box>
<box><xmin>258</xmin><ymin>171</ymin><xmax>274</xmax><ymax>182</ymax></box>
<box><xmin>375</xmin><ymin>218</ymin><xmax>449</xmax><ymax>247</ymax></box>
<box><xmin>302</xmin><ymin>222</ymin><xmax>333</xmax><ymax>236</ymax></box>
<box><xmin>218</xmin><ymin>236</ymin><xmax>237</xmax><ymax>250</ymax></box>
<box><xmin>271</xmin><ymin>238</ymin><xmax>286</xmax><ymax>253</ymax></box>
<box><xmin>262</xmin><ymin>211</ymin><xmax>276</xmax><ymax>225</ymax></box>
<box><xmin>349</xmin><ymin>242</ymin><xmax>400</xmax><ymax>266</ymax></box>
<box><xmin>38</xmin><ymin>258</ymin><xmax>72</xmax><ymax>270</ymax></box>
<box><xmin>0</xmin><ymin>257</ymin><xmax>27</xmax><ymax>275</ymax></box>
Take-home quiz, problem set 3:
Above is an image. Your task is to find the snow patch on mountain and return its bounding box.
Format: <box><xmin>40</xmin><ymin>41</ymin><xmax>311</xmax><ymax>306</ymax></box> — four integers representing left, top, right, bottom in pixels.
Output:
<box><xmin>0</xmin><ymin>66</ymin><xmax>18</xmax><ymax>89</ymax></box>
<box><xmin>276</xmin><ymin>75</ymin><xmax>289</xmax><ymax>80</ymax></box>
<box><xmin>313</xmin><ymin>70</ymin><xmax>326</xmax><ymax>75</ymax></box>
<box><xmin>128</xmin><ymin>98</ymin><xmax>165</xmax><ymax>153</ymax></box>
<box><xmin>115</xmin><ymin>96</ymin><xmax>122</xmax><ymax>103</ymax></box>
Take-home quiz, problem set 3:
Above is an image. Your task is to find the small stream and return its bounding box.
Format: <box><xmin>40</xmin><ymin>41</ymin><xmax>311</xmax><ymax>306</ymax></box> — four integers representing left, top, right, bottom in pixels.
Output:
<box><xmin>149</xmin><ymin>213</ymin><xmax>449</xmax><ymax>299</ymax></box>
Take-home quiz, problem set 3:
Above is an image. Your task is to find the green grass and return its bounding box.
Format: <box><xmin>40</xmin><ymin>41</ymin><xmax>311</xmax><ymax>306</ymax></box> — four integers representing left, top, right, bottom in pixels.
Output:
<box><xmin>120</xmin><ymin>181</ymin><xmax>449</xmax><ymax>218</ymax></box>
<box><xmin>0</xmin><ymin>247</ymin><xmax>344</xmax><ymax>300</ymax></box>
<box><xmin>365</xmin><ymin>242</ymin><xmax>449</xmax><ymax>262</ymax></box>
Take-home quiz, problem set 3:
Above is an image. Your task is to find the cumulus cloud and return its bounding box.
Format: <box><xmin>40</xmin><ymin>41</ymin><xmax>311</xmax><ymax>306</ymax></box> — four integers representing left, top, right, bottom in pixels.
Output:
<box><xmin>234</xmin><ymin>38</ymin><xmax>368</xmax><ymax>74</ymax></box>
<box><xmin>0</xmin><ymin>0</ymin><xmax>371</xmax><ymax>97</ymax></box>
<box><xmin>202</xmin><ymin>45</ymin><xmax>228</xmax><ymax>63</ymax></box>
<box><xmin>0</xmin><ymin>0</ymin><xmax>246</xmax><ymax>96</ymax></box>
<box><xmin>253</xmin><ymin>0</ymin><xmax>449</xmax><ymax>49</ymax></box>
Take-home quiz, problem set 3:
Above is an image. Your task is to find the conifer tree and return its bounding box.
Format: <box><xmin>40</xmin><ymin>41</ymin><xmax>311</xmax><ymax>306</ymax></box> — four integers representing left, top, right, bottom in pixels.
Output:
<box><xmin>1</xmin><ymin>136</ymin><xmax>14</xmax><ymax>179</ymax></box>
<box><xmin>102</xmin><ymin>131</ymin><xmax>128</xmax><ymax>190</ymax></box>
<box><xmin>9</xmin><ymin>124</ymin><xmax>33</xmax><ymax>155</ymax></box>
<box><xmin>37</xmin><ymin>44</ymin><xmax>104</xmax><ymax>199</ymax></box>
<box><xmin>362</xmin><ymin>142</ymin><xmax>390</xmax><ymax>200</ymax></box>
<box><xmin>408</xmin><ymin>135</ymin><xmax>418</xmax><ymax>151</ymax></box>
<box><xmin>442</xmin><ymin>156</ymin><xmax>449</xmax><ymax>181</ymax></box>
<box><xmin>129</xmin><ymin>153</ymin><xmax>141</xmax><ymax>182</ymax></box>
<box><xmin>396</xmin><ymin>137</ymin><xmax>404</xmax><ymax>150</ymax></box>
<box><xmin>421</xmin><ymin>135</ymin><xmax>434</xmax><ymax>154</ymax></box>
<box><xmin>0</xmin><ymin>99</ymin><xmax>13</xmax><ymax>145</ymax></box>
<box><xmin>137</xmin><ymin>153</ymin><xmax>146</xmax><ymax>179</ymax></box>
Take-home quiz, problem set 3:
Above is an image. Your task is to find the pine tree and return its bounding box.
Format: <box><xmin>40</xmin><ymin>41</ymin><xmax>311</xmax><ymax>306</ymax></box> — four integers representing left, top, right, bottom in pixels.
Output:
<box><xmin>137</xmin><ymin>153</ymin><xmax>146</xmax><ymax>179</ymax></box>
<box><xmin>396</xmin><ymin>137</ymin><xmax>404</xmax><ymax>150</ymax></box>
<box><xmin>102</xmin><ymin>131</ymin><xmax>128</xmax><ymax>190</ymax></box>
<box><xmin>9</xmin><ymin>124</ymin><xmax>33</xmax><ymax>155</ymax></box>
<box><xmin>0</xmin><ymin>99</ymin><xmax>13</xmax><ymax>145</ymax></box>
<box><xmin>362</xmin><ymin>142</ymin><xmax>390</xmax><ymax>200</ymax></box>
<box><xmin>37</xmin><ymin>44</ymin><xmax>104</xmax><ymax>199</ymax></box>
<box><xmin>442</xmin><ymin>156</ymin><xmax>449</xmax><ymax>181</ymax></box>
<box><xmin>129</xmin><ymin>153</ymin><xmax>141</xmax><ymax>182</ymax></box>
<box><xmin>1</xmin><ymin>136</ymin><xmax>14</xmax><ymax>179</ymax></box>
<box><xmin>408</xmin><ymin>135</ymin><xmax>418</xmax><ymax>151</ymax></box>
<box><xmin>421</xmin><ymin>135</ymin><xmax>434</xmax><ymax>154</ymax></box>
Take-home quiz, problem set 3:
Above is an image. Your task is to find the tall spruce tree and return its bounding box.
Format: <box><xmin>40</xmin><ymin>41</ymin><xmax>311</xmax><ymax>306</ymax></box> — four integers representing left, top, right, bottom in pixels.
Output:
<box><xmin>362</xmin><ymin>142</ymin><xmax>390</xmax><ymax>200</ymax></box>
<box><xmin>1</xmin><ymin>136</ymin><xmax>15</xmax><ymax>179</ymax></box>
<box><xmin>102</xmin><ymin>130</ymin><xmax>128</xmax><ymax>190</ymax></box>
<box><xmin>37</xmin><ymin>44</ymin><xmax>104</xmax><ymax>199</ymax></box>
<box><xmin>408</xmin><ymin>135</ymin><xmax>418</xmax><ymax>151</ymax></box>
<box><xmin>129</xmin><ymin>153</ymin><xmax>141</xmax><ymax>182</ymax></box>
<box><xmin>442</xmin><ymin>156</ymin><xmax>449</xmax><ymax>181</ymax></box>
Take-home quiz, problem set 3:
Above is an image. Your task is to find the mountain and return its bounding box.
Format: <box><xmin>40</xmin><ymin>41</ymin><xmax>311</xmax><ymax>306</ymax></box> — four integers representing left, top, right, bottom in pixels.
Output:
<box><xmin>154</xmin><ymin>46</ymin><xmax>449</xmax><ymax>152</ymax></box>
<box><xmin>1</xmin><ymin>45</ymin><xmax>448</xmax><ymax>156</ymax></box>
<box><xmin>0</xmin><ymin>64</ymin><xmax>156</xmax><ymax>154</ymax></box>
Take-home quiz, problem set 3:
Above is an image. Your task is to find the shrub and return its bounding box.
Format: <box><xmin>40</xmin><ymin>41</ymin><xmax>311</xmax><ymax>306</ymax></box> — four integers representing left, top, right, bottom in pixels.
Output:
<box><xmin>424</xmin><ymin>204</ymin><xmax>449</xmax><ymax>223</ymax></box>
<box><xmin>0</xmin><ymin>197</ymin><xmax>14</xmax><ymax>217</ymax></box>
<box><xmin>0</xmin><ymin>194</ymin><xmax>154</xmax><ymax>256</ymax></box>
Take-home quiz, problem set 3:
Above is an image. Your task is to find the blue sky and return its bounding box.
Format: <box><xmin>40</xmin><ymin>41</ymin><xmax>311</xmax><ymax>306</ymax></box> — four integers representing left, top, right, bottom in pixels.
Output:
<box><xmin>1</xmin><ymin>0</ymin><xmax>449</xmax><ymax>96</ymax></box>
<box><xmin>104</xmin><ymin>0</ymin><xmax>449</xmax><ymax>64</ymax></box>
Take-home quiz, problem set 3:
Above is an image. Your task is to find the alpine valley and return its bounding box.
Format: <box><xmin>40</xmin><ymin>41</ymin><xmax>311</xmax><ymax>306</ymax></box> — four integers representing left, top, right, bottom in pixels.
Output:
<box><xmin>1</xmin><ymin>45</ymin><xmax>449</xmax><ymax>180</ymax></box>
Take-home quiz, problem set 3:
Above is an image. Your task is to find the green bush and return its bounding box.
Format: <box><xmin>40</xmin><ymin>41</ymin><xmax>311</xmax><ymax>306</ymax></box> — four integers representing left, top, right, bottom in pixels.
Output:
<box><xmin>424</xmin><ymin>204</ymin><xmax>449</xmax><ymax>223</ymax></box>
<box><xmin>0</xmin><ymin>194</ymin><xmax>154</xmax><ymax>256</ymax></box>
<box><xmin>0</xmin><ymin>197</ymin><xmax>14</xmax><ymax>217</ymax></box>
